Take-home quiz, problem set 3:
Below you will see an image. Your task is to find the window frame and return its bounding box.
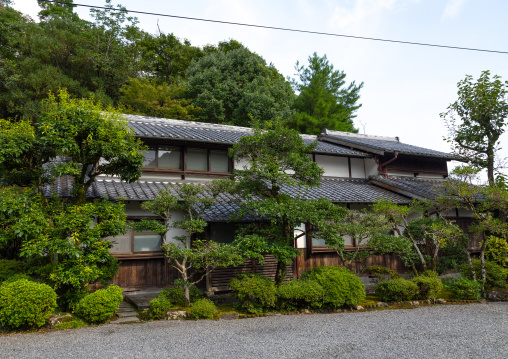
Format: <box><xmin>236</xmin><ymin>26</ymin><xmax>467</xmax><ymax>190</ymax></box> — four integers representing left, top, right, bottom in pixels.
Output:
<box><xmin>140</xmin><ymin>142</ymin><xmax>233</xmax><ymax>177</ymax></box>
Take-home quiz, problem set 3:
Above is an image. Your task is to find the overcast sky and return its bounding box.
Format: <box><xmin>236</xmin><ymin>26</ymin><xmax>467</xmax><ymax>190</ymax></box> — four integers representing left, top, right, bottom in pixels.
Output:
<box><xmin>11</xmin><ymin>0</ymin><xmax>508</xmax><ymax>180</ymax></box>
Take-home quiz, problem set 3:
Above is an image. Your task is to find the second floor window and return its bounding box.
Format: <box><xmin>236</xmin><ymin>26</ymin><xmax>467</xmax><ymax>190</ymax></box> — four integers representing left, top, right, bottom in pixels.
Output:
<box><xmin>142</xmin><ymin>145</ymin><xmax>231</xmax><ymax>173</ymax></box>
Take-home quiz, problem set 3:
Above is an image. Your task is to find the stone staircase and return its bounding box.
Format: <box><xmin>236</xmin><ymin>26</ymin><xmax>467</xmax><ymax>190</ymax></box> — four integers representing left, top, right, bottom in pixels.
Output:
<box><xmin>110</xmin><ymin>301</ymin><xmax>140</xmax><ymax>324</ymax></box>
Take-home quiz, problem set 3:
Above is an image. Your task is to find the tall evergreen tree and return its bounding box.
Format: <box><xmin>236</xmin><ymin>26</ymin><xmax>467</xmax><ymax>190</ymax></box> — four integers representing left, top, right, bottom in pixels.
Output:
<box><xmin>291</xmin><ymin>53</ymin><xmax>363</xmax><ymax>135</ymax></box>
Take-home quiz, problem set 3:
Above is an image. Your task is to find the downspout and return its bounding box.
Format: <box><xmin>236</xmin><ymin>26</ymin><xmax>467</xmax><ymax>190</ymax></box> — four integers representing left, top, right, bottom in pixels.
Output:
<box><xmin>376</xmin><ymin>152</ymin><xmax>398</xmax><ymax>178</ymax></box>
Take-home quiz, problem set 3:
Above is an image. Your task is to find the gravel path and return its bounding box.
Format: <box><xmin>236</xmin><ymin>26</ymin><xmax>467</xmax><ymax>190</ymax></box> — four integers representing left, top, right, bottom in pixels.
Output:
<box><xmin>1</xmin><ymin>303</ymin><xmax>507</xmax><ymax>359</ymax></box>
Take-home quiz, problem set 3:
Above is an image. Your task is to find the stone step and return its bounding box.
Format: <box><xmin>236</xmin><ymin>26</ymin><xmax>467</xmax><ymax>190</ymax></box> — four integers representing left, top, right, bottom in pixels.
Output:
<box><xmin>110</xmin><ymin>317</ymin><xmax>140</xmax><ymax>324</ymax></box>
<box><xmin>117</xmin><ymin>307</ymin><xmax>135</xmax><ymax>313</ymax></box>
<box><xmin>117</xmin><ymin>311</ymin><xmax>138</xmax><ymax>318</ymax></box>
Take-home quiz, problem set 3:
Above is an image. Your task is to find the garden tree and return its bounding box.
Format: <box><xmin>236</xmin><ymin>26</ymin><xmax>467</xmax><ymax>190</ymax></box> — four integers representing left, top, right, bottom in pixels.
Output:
<box><xmin>368</xmin><ymin>232</ymin><xmax>420</xmax><ymax>276</ymax></box>
<box><xmin>436</xmin><ymin>166</ymin><xmax>508</xmax><ymax>295</ymax></box>
<box><xmin>186</xmin><ymin>45</ymin><xmax>295</xmax><ymax>127</ymax></box>
<box><xmin>290</xmin><ymin>53</ymin><xmax>363</xmax><ymax>135</ymax></box>
<box><xmin>230</xmin><ymin>120</ymin><xmax>348</xmax><ymax>285</ymax></box>
<box><xmin>405</xmin><ymin>216</ymin><xmax>466</xmax><ymax>273</ymax></box>
<box><xmin>325</xmin><ymin>209</ymin><xmax>390</xmax><ymax>273</ymax></box>
<box><xmin>119</xmin><ymin>77</ymin><xmax>200</xmax><ymax>121</ymax></box>
<box><xmin>0</xmin><ymin>186</ymin><xmax>125</xmax><ymax>309</ymax></box>
<box><xmin>34</xmin><ymin>90</ymin><xmax>145</xmax><ymax>205</ymax></box>
<box><xmin>135</xmin><ymin>32</ymin><xmax>204</xmax><ymax>83</ymax></box>
<box><xmin>441</xmin><ymin>70</ymin><xmax>508</xmax><ymax>186</ymax></box>
<box><xmin>131</xmin><ymin>182</ymin><xmax>244</xmax><ymax>306</ymax></box>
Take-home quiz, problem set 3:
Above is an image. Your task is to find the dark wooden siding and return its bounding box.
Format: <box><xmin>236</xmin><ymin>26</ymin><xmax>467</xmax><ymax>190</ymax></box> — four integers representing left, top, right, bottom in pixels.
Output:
<box><xmin>112</xmin><ymin>258</ymin><xmax>179</xmax><ymax>289</ymax></box>
<box><xmin>382</xmin><ymin>154</ymin><xmax>448</xmax><ymax>176</ymax></box>
<box><xmin>296</xmin><ymin>250</ymin><xmax>407</xmax><ymax>276</ymax></box>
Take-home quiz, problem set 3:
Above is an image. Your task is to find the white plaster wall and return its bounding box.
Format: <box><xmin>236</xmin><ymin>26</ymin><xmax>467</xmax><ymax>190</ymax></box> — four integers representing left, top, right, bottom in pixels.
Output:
<box><xmin>315</xmin><ymin>155</ymin><xmax>349</xmax><ymax>177</ymax></box>
<box><xmin>364</xmin><ymin>158</ymin><xmax>378</xmax><ymax>177</ymax></box>
<box><xmin>295</xmin><ymin>223</ymin><xmax>306</xmax><ymax>248</ymax></box>
<box><xmin>124</xmin><ymin>202</ymin><xmax>154</xmax><ymax>216</ymax></box>
<box><xmin>139</xmin><ymin>173</ymin><xmax>182</xmax><ymax>181</ymax></box>
<box><xmin>163</xmin><ymin>211</ymin><xmax>188</xmax><ymax>246</ymax></box>
<box><xmin>350</xmin><ymin>158</ymin><xmax>366</xmax><ymax>178</ymax></box>
<box><xmin>234</xmin><ymin>157</ymin><xmax>250</xmax><ymax>171</ymax></box>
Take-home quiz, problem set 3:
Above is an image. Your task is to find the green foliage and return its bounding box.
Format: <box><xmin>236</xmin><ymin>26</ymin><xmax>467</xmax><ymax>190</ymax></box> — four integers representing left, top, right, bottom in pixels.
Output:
<box><xmin>148</xmin><ymin>297</ymin><xmax>172</xmax><ymax>320</ymax></box>
<box><xmin>301</xmin><ymin>266</ymin><xmax>365</xmax><ymax>308</ymax></box>
<box><xmin>231</xmin><ymin>120</ymin><xmax>347</xmax><ymax>284</ymax></box>
<box><xmin>461</xmin><ymin>260</ymin><xmax>508</xmax><ymax>289</ymax></box>
<box><xmin>368</xmin><ymin>234</ymin><xmax>419</xmax><ymax>271</ymax></box>
<box><xmin>2</xmin><ymin>273</ymin><xmax>35</xmax><ymax>284</ymax></box>
<box><xmin>0</xmin><ymin>259</ymin><xmax>26</xmax><ymax>283</ymax></box>
<box><xmin>441</xmin><ymin>70</ymin><xmax>508</xmax><ymax>185</ymax></box>
<box><xmin>364</xmin><ymin>266</ymin><xmax>399</xmax><ymax>280</ymax></box>
<box><xmin>190</xmin><ymin>298</ymin><xmax>218</xmax><ymax>319</ymax></box>
<box><xmin>54</xmin><ymin>317</ymin><xmax>88</xmax><ymax>330</ymax></box>
<box><xmin>410</xmin><ymin>275</ymin><xmax>443</xmax><ymax>300</ymax></box>
<box><xmin>290</xmin><ymin>52</ymin><xmax>362</xmax><ymax>135</ymax></box>
<box><xmin>137</xmin><ymin>181</ymin><xmax>243</xmax><ymax>306</ymax></box>
<box><xmin>445</xmin><ymin>277</ymin><xmax>481</xmax><ymax>300</ymax></box>
<box><xmin>276</xmin><ymin>279</ymin><xmax>324</xmax><ymax>311</ymax></box>
<box><xmin>484</xmin><ymin>236</ymin><xmax>508</xmax><ymax>267</ymax></box>
<box><xmin>74</xmin><ymin>285</ymin><xmax>123</xmax><ymax>324</ymax></box>
<box><xmin>0</xmin><ymin>279</ymin><xmax>57</xmax><ymax>329</ymax></box>
<box><xmin>158</xmin><ymin>284</ymin><xmax>203</xmax><ymax>307</ymax></box>
<box><xmin>186</xmin><ymin>45</ymin><xmax>295</xmax><ymax>126</ymax></box>
<box><xmin>229</xmin><ymin>274</ymin><xmax>277</xmax><ymax>314</ymax></box>
<box><xmin>375</xmin><ymin>278</ymin><xmax>419</xmax><ymax>302</ymax></box>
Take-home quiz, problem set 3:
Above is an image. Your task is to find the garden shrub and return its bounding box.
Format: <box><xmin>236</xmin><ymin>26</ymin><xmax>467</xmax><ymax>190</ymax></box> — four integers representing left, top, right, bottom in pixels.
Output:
<box><xmin>375</xmin><ymin>278</ymin><xmax>418</xmax><ymax>302</ymax></box>
<box><xmin>411</xmin><ymin>275</ymin><xmax>443</xmax><ymax>300</ymax></box>
<box><xmin>365</xmin><ymin>265</ymin><xmax>399</xmax><ymax>280</ymax></box>
<box><xmin>148</xmin><ymin>297</ymin><xmax>172</xmax><ymax>320</ymax></box>
<box><xmin>484</xmin><ymin>236</ymin><xmax>508</xmax><ymax>267</ymax></box>
<box><xmin>159</xmin><ymin>284</ymin><xmax>203</xmax><ymax>307</ymax></box>
<box><xmin>229</xmin><ymin>274</ymin><xmax>277</xmax><ymax>314</ymax></box>
<box><xmin>276</xmin><ymin>279</ymin><xmax>324</xmax><ymax>311</ymax></box>
<box><xmin>0</xmin><ymin>279</ymin><xmax>57</xmax><ymax>329</ymax></box>
<box><xmin>2</xmin><ymin>273</ymin><xmax>35</xmax><ymax>284</ymax></box>
<box><xmin>445</xmin><ymin>277</ymin><xmax>481</xmax><ymax>300</ymax></box>
<box><xmin>0</xmin><ymin>259</ymin><xmax>26</xmax><ymax>283</ymax></box>
<box><xmin>461</xmin><ymin>260</ymin><xmax>508</xmax><ymax>289</ymax></box>
<box><xmin>74</xmin><ymin>285</ymin><xmax>123</xmax><ymax>324</ymax></box>
<box><xmin>301</xmin><ymin>266</ymin><xmax>366</xmax><ymax>308</ymax></box>
<box><xmin>190</xmin><ymin>298</ymin><xmax>217</xmax><ymax>319</ymax></box>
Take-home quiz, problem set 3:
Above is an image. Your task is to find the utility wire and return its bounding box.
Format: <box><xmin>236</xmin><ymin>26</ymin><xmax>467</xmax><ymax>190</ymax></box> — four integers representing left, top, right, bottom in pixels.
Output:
<box><xmin>39</xmin><ymin>0</ymin><xmax>508</xmax><ymax>55</ymax></box>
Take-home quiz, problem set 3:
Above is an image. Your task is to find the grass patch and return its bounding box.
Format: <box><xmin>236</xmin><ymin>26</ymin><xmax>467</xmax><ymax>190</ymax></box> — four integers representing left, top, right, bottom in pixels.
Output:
<box><xmin>54</xmin><ymin>318</ymin><xmax>87</xmax><ymax>330</ymax></box>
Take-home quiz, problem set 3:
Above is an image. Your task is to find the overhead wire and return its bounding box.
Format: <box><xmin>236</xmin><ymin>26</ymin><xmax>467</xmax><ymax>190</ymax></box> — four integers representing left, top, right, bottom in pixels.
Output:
<box><xmin>39</xmin><ymin>0</ymin><xmax>508</xmax><ymax>55</ymax></box>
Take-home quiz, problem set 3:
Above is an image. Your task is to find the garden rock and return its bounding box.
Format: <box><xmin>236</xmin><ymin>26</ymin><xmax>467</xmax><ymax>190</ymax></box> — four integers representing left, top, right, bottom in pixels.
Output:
<box><xmin>219</xmin><ymin>313</ymin><xmax>239</xmax><ymax>320</ymax></box>
<box><xmin>376</xmin><ymin>302</ymin><xmax>389</xmax><ymax>307</ymax></box>
<box><xmin>46</xmin><ymin>314</ymin><xmax>73</xmax><ymax>329</ymax></box>
<box><xmin>485</xmin><ymin>288</ymin><xmax>508</xmax><ymax>301</ymax></box>
<box><xmin>299</xmin><ymin>309</ymin><xmax>311</xmax><ymax>314</ymax></box>
<box><xmin>165</xmin><ymin>310</ymin><xmax>189</xmax><ymax>320</ymax></box>
<box><xmin>436</xmin><ymin>299</ymin><xmax>446</xmax><ymax>304</ymax></box>
<box><xmin>409</xmin><ymin>301</ymin><xmax>420</xmax><ymax>306</ymax></box>
<box><xmin>354</xmin><ymin>305</ymin><xmax>364</xmax><ymax>311</ymax></box>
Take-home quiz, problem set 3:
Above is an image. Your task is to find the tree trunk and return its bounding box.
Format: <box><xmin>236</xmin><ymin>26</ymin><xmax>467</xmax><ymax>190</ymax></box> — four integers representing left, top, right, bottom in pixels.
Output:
<box><xmin>275</xmin><ymin>261</ymin><xmax>286</xmax><ymax>286</ymax></box>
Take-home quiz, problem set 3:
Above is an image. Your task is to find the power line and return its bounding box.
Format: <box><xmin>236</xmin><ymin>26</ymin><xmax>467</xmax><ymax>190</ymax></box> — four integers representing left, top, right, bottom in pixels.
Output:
<box><xmin>39</xmin><ymin>0</ymin><xmax>508</xmax><ymax>55</ymax></box>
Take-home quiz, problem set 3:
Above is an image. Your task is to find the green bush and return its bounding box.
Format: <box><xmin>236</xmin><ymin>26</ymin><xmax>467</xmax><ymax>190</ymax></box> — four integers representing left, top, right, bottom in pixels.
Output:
<box><xmin>375</xmin><ymin>278</ymin><xmax>418</xmax><ymax>302</ymax></box>
<box><xmin>484</xmin><ymin>236</ymin><xmax>508</xmax><ymax>267</ymax></box>
<box><xmin>301</xmin><ymin>266</ymin><xmax>366</xmax><ymax>308</ymax></box>
<box><xmin>461</xmin><ymin>260</ymin><xmax>508</xmax><ymax>289</ymax></box>
<box><xmin>190</xmin><ymin>298</ymin><xmax>217</xmax><ymax>319</ymax></box>
<box><xmin>158</xmin><ymin>285</ymin><xmax>203</xmax><ymax>307</ymax></box>
<box><xmin>74</xmin><ymin>285</ymin><xmax>123</xmax><ymax>324</ymax></box>
<box><xmin>148</xmin><ymin>297</ymin><xmax>172</xmax><ymax>320</ymax></box>
<box><xmin>2</xmin><ymin>273</ymin><xmax>35</xmax><ymax>284</ymax></box>
<box><xmin>411</xmin><ymin>275</ymin><xmax>443</xmax><ymax>300</ymax></box>
<box><xmin>0</xmin><ymin>279</ymin><xmax>57</xmax><ymax>329</ymax></box>
<box><xmin>365</xmin><ymin>265</ymin><xmax>399</xmax><ymax>279</ymax></box>
<box><xmin>0</xmin><ymin>259</ymin><xmax>26</xmax><ymax>283</ymax></box>
<box><xmin>277</xmin><ymin>279</ymin><xmax>324</xmax><ymax>311</ymax></box>
<box><xmin>230</xmin><ymin>274</ymin><xmax>277</xmax><ymax>314</ymax></box>
<box><xmin>445</xmin><ymin>277</ymin><xmax>481</xmax><ymax>300</ymax></box>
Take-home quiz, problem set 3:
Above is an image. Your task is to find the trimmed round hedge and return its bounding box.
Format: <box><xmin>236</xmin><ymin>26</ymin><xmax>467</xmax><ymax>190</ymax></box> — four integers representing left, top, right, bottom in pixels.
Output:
<box><xmin>375</xmin><ymin>277</ymin><xmax>418</xmax><ymax>302</ymax></box>
<box><xmin>190</xmin><ymin>298</ymin><xmax>217</xmax><ymax>319</ymax></box>
<box><xmin>74</xmin><ymin>285</ymin><xmax>123</xmax><ymax>324</ymax></box>
<box><xmin>148</xmin><ymin>297</ymin><xmax>172</xmax><ymax>320</ymax></box>
<box><xmin>277</xmin><ymin>279</ymin><xmax>324</xmax><ymax>311</ymax></box>
<box><xmin>230</xmin><ymin>274</ymin><xmax>277</xmax><ymax>314</ymax></box>
<box><xmin>301</xmin><ymin>266</ymin><xmax>365</xmax><ymax>308</ymax></box>
<box><xmin>411</xmin><ymin>272</ymin><xmax>443</xmax><ymax>300</ymax></box>
<box><xmin>0</xmin><ymin>279</ymin><xmax>57</xmax><ymax>329</ymax></box>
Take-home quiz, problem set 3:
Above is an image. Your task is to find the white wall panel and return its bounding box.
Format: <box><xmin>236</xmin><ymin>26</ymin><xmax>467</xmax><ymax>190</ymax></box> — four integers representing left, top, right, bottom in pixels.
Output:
<box><xmin>315</xmin><ymin>155</ymin><xmax>349</xmax><ymax>177</ymax></box>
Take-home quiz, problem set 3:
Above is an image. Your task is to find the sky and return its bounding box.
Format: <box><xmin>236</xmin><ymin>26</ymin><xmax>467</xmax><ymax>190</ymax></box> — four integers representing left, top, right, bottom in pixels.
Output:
<box><xmin>10</xmin><ymin>0</ymin><xmax>508</xmax><ymax>181</ymax></box>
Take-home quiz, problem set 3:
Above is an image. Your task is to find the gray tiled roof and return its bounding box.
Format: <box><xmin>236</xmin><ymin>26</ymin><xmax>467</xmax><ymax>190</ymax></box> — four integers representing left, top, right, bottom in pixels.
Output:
<box><xmin>368</xmin><ymin>175</ymin><xmax>447</xmax><ymax>200</ymax></box>
<box><xmin>320</xmin><ymin>129</ymin><xmax>458</xmax><ymax>160</ymax></box>
<box><xmin>126</xmin><ymin>115</ymin><xmax>367</xmax><ymax>157</ymax></box>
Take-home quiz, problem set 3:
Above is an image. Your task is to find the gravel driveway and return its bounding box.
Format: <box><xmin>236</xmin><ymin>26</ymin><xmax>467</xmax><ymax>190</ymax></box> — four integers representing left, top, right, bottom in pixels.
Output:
<box><xmin>1</xmin><ymin>303</ymin><xmax>507</xmax><ymax>359</ymax></box>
